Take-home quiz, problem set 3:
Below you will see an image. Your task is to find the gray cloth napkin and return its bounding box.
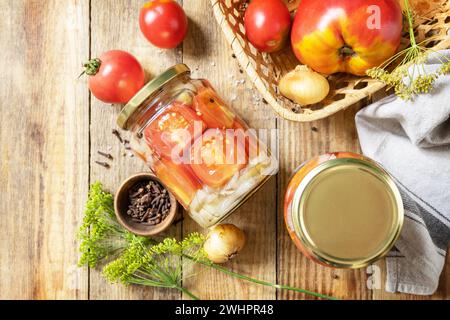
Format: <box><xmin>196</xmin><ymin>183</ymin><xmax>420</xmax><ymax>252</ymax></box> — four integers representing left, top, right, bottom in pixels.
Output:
<box><xmin>355</xmin><ymin>50</ymin><xmax>450</xmax><ymax>295</ymax></box>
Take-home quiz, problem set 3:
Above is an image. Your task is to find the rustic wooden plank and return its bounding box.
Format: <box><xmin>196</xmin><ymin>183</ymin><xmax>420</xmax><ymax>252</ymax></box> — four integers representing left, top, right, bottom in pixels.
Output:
<box><xmin>181</xmin><ymin>1</ymin><xmax>277</xmax><ymax>300</ymax></box>
<box><xmin>88</xmin><ymin>0</ymin><xmax>182</xmax><ymax>300</ymax></box>
<box><xmin>0</xmin><ymin>0</ymin><xmax>447</xmax><ymax>301</ymax></box>
<box><xmin>0</xmin><ymin>0</ymin><xmax>90</xmax><ymax>299</ymax></box>
<box><xmin>276</xmin><ymin>102</ymin><xmax>372</xmax><ymax>300</ymax></box>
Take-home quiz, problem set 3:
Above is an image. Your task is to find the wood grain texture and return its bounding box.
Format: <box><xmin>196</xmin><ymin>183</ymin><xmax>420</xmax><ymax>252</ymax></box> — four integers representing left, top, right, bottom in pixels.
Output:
<box><xmin>0</xmin><ymin>0</ymin><xmax>449</xmax><ymax>301</ymax></box>
<box><xmin>182</xmin><ymin>0</ymin><xmax>277</xmax><ymax>300</ymax></box>
<box><xmin>88</xmin><ymin>0</ymin><xmax>182</xmax><ymax>300</ymax></box>
<box><xmin>0</xmin><ymin>0</ymin><xmax>90</xmax><ymax>299</ymax></box>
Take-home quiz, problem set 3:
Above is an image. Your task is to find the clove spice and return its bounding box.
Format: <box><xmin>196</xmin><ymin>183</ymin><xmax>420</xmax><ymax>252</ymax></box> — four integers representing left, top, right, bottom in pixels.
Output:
<box><xmin>126</xmin><ymin>180</ymin><xmax>172</xmax><ymax>226</ymax></box>
<box><xmin>95</xmin><ymin>161</ymin><xmax>110</xmax><ymax>169</ymax></box>
<box><xmin>97</xmin><ymin>150</ymin><xmax>113</xmax><ymax>160</ymax></box>
<box><xmin>112</xmin><ymin>129</ymin><xmax>123</xmax><ymax>144</ymax></box>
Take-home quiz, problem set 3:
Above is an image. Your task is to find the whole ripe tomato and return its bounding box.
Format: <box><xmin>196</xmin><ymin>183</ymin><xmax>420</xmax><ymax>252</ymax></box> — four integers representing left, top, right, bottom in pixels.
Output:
<box><xmin>244</xmin><ymin>0</ymin><xmax>291</xmax><ymax>53</ymax></box>
<box><xmin>139</xmin><ymin>0</ymin><xmax>188</xmax><ymax>49</ymax></box>
<box><xmin>291</xmin><ymin>0</ymin><xmax>402</xmax><ymax>76</ymax></box>
<box><xmin>83</xmin><ymin>50</ymin><xmax>145</xmax><ymax>104</ymax></box>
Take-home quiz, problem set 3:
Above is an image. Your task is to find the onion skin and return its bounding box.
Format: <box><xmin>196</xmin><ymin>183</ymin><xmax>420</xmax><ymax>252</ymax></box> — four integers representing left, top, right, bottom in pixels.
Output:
<box><xmin>279</xmin><ymin>65</ymin><xmax>330</xmax><ymax>105</ymax></box>
<box><xmin>203</xmin><ymin>224</ymin><xmax>246</xmax><ymax>264</ymax></box>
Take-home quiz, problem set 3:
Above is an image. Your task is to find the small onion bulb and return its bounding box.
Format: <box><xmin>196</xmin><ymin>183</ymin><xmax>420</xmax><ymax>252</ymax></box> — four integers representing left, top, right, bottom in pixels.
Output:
<box><xmin>279</xmin><ymin>65</ymin><xmax>330</xmax><ymax>105</ymax></box>
<box><xmin>203</xmin><ymin>224</ymin><xmax>246</xmax><ymax>264</ymax></box>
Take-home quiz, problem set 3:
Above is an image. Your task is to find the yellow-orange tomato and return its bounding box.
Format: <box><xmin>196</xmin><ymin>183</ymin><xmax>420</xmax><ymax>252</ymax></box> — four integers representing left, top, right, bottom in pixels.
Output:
<box><xmin>291</xmin><ymin>0</ymin><xmax>403</xmax><ymax>76</ymax></box>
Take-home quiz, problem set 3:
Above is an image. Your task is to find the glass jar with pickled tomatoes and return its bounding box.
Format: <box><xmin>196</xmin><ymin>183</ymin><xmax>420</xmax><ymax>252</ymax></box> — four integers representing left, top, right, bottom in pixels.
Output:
<box><xmin>117</xmin><ymin>64</ymin><xmax>278</xmax><ymax>228</ymax></box>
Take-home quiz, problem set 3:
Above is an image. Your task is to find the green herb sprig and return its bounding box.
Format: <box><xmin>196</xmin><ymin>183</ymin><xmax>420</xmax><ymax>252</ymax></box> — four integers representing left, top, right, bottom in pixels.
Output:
<box><xmin>77</xmin><ymin>182</ymin><xmax>135</xmax><ymax>267</ymax></box>
<box><xmin>103</xmin><ymin>234</ymin><xmax>204</xmax><ymax>300</ymax></box>
<box><xmin>367</xmin><ymin>0</ymin><xmax>450</xmax><ymax>100</ymax></box>
<box><xmin>78</xmin><ymin>182</ymin><xmax>337</xmax><ymax>300</ymax></box>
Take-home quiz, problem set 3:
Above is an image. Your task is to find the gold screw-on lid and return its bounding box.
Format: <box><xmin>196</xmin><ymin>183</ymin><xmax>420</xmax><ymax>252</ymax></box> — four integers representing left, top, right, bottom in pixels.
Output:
<box><xmin>291</xmin><ymin>157</ymin><xmax>404</xmax><ymax>269</ymax></box>
<box><xmin>117</xmin><ymin>64</ymin><xmax>190</xmax><ymax>130</ymax></box>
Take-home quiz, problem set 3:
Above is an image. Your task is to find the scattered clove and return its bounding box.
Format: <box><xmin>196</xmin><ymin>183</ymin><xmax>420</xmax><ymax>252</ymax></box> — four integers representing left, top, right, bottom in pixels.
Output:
<box><xmin>95</xmin><ymin>161</ymin><xmax>110</xmax><ymax>169</ymax></box>
<box><xmin>123</xmin><ymin>139</ymin><xmax>132</xmax><ymax>150</ymax></box>
<box><xmin>97</xmin><ymin>150</ymin><xmax>113</xmax><ymax>160</ymax></box>
<box><xmin>112</xmin><ymin>129</ymin><xmax>123</xmax><ymax>144</ymax></box>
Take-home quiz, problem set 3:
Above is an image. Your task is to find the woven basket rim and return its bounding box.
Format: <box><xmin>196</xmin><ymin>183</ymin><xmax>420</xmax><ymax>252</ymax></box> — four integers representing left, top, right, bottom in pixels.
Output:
<box><xmin>210</xmin><ymin>0</ymin><xmax>450</xmax><ymax>122</ymax></box>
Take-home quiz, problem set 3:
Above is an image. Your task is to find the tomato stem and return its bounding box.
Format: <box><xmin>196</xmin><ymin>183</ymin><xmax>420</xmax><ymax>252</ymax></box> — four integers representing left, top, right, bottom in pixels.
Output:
<box><xmin>339</xmin><ymin>46</ymin><xmax>355</xmax><ymax>58</ymax></box>
<box><xmin>78</xmin><ymin>58</ymin><xmax>102</xmax><ymax>78</ymax></box>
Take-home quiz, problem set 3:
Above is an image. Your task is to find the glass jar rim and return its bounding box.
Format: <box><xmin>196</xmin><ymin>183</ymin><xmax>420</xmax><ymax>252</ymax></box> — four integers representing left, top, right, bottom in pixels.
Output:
<box><xmin>291</xmin><ymin>156</ymin><xmax>404</xmax><ymax>269</ymax></box>
<box><xmin>117</xmin><ymin>64</ymin><xmax>190</xmax><ymax>130</ymax></box>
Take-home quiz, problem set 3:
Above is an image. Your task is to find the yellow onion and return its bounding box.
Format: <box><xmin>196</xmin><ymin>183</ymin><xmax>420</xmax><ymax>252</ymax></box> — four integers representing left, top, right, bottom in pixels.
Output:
<box><xmin>279</xmin><ymin>65</ymin><xmax>330</xmax><ymax>105</ymax></box>
<box><xmin>203</xmin><ymin>224</ymin><xmax>246</xmax><ymax>264</ymax></box>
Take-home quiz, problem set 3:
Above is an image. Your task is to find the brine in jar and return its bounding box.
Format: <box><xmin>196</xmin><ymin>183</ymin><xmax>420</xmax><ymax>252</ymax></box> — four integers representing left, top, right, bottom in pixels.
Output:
<box><xmin>117</xmin><ymin>64</ymin><xmax>278</xmax><ymax>228</ymax></box>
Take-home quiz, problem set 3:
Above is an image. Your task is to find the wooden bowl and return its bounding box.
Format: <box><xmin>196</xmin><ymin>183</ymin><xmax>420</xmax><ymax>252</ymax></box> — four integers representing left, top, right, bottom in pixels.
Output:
<box><xmin>114</xmin><ymin>173</ymin><xmax>178</xmax><ymax>237</ymax></box>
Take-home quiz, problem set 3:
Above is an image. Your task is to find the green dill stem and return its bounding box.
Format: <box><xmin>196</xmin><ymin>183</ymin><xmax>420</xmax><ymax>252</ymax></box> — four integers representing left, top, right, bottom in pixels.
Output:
<box><xmin>404</xmin><ymin>0</ymin><xmax>416</xmax><ymax>47</ymax></box>
<box><xmin>183</xmin><ymin>254</ymin><xmax>337</xmax><ymax>300</ymax></box>
<box><xmin>177</xmin><ymin>286</ymin><xmax>200</xmax><ymax>300</ymax></box>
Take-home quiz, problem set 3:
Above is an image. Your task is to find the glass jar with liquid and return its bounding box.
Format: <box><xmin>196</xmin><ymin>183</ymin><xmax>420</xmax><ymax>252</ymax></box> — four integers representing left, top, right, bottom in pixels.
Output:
<box><xmin>284</xmin><ymin>152</ymin><xmax>404</xmax><ymax>268</ymax></box>
<box><xmin>117</xmin><ymin>64</ymin><xmax>278</xmax><ymax>228</ymax></box>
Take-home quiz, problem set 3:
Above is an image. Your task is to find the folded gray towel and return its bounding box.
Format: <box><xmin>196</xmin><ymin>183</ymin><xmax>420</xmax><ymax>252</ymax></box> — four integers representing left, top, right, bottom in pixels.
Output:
<box><xmin>355</xmin><ymin>50</ymin><xmax>450</xmax><ymax>295</ymax></box>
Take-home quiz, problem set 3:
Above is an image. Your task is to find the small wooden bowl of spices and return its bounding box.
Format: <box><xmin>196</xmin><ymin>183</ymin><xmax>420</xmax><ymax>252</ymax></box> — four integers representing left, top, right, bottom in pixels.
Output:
<box><xmin>114</xmin><ymin>173</ymin><xmax>178</xmax><ymax>236</ymax></box>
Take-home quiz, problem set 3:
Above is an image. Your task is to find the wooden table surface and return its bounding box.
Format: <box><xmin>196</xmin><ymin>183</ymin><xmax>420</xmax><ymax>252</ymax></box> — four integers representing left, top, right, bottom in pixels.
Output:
<box><xmin>0</xmin><ymin>0</ymin><xmax>448</xmax><ymax>300</ymax></box>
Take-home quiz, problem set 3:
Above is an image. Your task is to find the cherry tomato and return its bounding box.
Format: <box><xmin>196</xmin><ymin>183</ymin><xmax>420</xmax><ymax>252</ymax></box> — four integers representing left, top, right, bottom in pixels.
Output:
<box><xmin>193</xmin><ymin>87</ymin><xmax>235</xmax><ymax>129</ymax></box>
<box><xmin>244</xmin><ymin>0</ymin><xmax>291</xmax><ymax>53</ymax></box>
<box><xmin>190</xmin><ymin>129</ymin><xmax>247</xmax><ymax>188</ymax></box>
<box><xmin>154</xmin><ymin>157</ymin><xmax>201</xmax><ymax>208</ymax></box>
<box><xmin>139</xmin><ymin>0</ymin><xmax>188</xmax><ymax>49</ymax></box>
<box><xmin>83</xmin><ymin>50</ymin><xmax>145</xmax><ymax>104</ymax></box>
<box><xmin>144</xmin><ymin>102</ymin><xmax>206</xmax><ymax>158</ymax></box>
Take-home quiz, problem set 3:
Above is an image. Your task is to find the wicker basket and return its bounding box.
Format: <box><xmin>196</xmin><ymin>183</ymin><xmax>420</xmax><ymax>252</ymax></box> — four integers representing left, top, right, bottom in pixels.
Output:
<box><xmin>211</xmin><ymin>0</ymin><xmax>450</xmax><ymax>122</ymax></box>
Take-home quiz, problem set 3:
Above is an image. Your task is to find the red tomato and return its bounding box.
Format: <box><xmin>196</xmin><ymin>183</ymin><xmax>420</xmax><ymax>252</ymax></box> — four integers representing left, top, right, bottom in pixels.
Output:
<box><xmin>85</xmin><ymin>50</ymin><xmax>145</xmax><ymax>104</ymax></box>
<box><xmin>190</xmin><ymin>129</ymin><xmax>247</xmax><ymax>188</ymax></box>
<box><xmin>291</xmin><ymin>0</ymin><xmax>402</xmax><ymax>75</ymax></box>
<box><xmin>144</xmin><ymin>102</ymin><xmax>206</xmax><ymax>158</ymax></box>
<box><xmin>139</xmin><ymin>0</ymin><xmax>188</xmax><ymax>49</ymax></box>
<box><xmin>193</xmin><ymin>87</ymin><xmax>235</xmax><ymax>129</ymax></box>
<box><xmin>244</xmin><ymin>0</ymin><xmax>291</xmax><ymax>53</ymax></box>
<box><xmin>154</xmin><ymin>158</ymin><xmax>201</xmax><ymax>208</ymax></box>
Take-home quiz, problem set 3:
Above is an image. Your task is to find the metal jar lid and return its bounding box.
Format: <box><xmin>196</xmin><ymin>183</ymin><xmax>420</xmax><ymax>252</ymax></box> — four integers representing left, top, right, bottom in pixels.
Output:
<box><xmin>291</xmin><ymin>157</ymin><xmax>404</xmax><ymax>269</ymax></box>
<box><xmin>117</xmin><ymin>64</ymin><xmax>191</xmax><ymax>130</ymax></box>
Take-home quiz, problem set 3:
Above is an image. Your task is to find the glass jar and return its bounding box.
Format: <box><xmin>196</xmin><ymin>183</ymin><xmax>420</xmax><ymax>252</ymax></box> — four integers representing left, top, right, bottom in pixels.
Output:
<box><xmin>284</xmin><ymin>152</ymin><xmax>404</xmax><ymax>269</ymax></box>
<box><xmin>117</xmin><ymin>64</ymin><xmax>278</xmax><ymax>228</ymax></box>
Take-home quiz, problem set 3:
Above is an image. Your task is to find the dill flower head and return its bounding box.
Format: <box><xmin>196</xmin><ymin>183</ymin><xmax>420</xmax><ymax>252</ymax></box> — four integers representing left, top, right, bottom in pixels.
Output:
<box><xmin>439</xmin><ymin>61</ymin><xmax>450</xmax><ymax>75</ymax></box>
<box><xmin>77</xmin><ymin>182</ymin><xmax>135</xmax><ymax>268</ymax></box>
<box><xmin>412</xmin><ymin>74</ymin><xmax>438</xmax><ymax>94</ymax></box>
<box><xmin>366</xmin><ymin>0</ymin><xmax>449</xmax><ymax>100</ymax></box>
<box><xmin>102</xmin><ymin>233</ymin><xmax>205</xmax><ymax>291</ymax></box>
<box><xmin>102</xmin><ymin>235</ymin><xmax>151</xmax><ymax>284</ymax></box>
